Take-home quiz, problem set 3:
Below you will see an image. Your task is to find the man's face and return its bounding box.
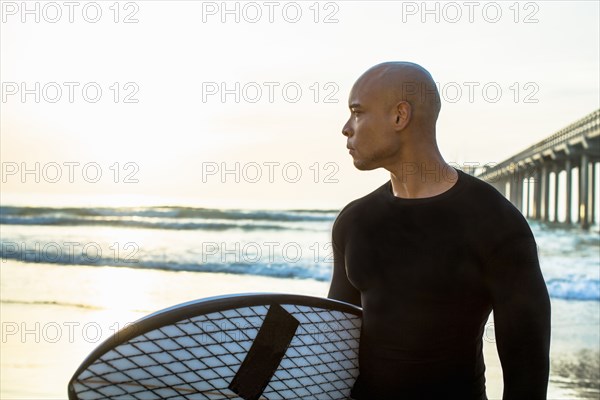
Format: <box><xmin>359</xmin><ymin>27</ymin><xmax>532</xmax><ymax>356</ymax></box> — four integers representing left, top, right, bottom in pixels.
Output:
<box><xmin>342</xmin><ymin>79</ymin><xmax>400</xmax><ymax>171</ymax></box>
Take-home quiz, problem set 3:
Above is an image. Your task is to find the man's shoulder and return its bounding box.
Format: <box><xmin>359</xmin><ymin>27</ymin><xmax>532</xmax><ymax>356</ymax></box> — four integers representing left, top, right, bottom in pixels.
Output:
<box><xmin>333</xmin><ymin>181</ymin><xmax>389</xmax><ymax>231</ymax></box>
<box><xmin>460</xmin><ymin>172</ymin><xmax>534</xmax><ymax>237</ymax></box>
<box><xmin>461</xmin><ymin>171</ymin><xmax>516</xmax><ymax>209</ymax></box>
<box><xmin>335</xmin><ymin>181</ymin><xmax>389</xmax><ymax>220</ymax></box>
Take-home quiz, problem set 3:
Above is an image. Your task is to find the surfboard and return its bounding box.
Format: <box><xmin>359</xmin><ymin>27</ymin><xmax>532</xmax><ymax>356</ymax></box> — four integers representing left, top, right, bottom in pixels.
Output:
<box><xmin>68</xmin><ymin>293</ymin><xmax>362</xmax><ymax>400</ymax></box>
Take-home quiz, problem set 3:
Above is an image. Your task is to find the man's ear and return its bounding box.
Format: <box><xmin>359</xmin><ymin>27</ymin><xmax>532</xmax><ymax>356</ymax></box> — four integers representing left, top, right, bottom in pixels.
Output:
<box><xmin>394</xmin><ymin>101</ymin><xmax>411</xmax><ymax>130</ymax></box>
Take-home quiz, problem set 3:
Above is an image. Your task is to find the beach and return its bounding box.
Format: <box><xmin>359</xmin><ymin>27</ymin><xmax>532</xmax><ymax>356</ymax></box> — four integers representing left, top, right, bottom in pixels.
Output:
<box><xmin>1</xmin><ymin>206</ymin><xmax>599</xmax><ymax>399</ymax></box>
<box><xmin>0</xmin><ymin>261</ymin><xmax>330</xmax><ymax>399</ymax></box>
<box><xmin>3</xmin><ymin>0</ymin><xmax>599</xmax><ymax>397</ymax></box>
<box><xmin>2</xmin><ymin>261</ymin><xmax>598</xmax><ymax>399</ymax></box>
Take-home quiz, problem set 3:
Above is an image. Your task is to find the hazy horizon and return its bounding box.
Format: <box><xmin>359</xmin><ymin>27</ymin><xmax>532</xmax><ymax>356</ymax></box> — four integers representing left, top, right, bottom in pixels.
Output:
<box><xmin>2</xmin><ymin>1</ymin><xmax>599</xmax><ymax>209</ymax></box>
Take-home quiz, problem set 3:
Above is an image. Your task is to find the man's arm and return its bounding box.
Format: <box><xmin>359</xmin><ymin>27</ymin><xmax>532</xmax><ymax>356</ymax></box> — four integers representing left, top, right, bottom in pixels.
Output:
<box><xmin>327</xmin><ymin>240</ymin><xmax>362</xmax><ymax>308</ymax></box>
<box><xmin>485</xmin><ymin>234</ymin><xmax>551</xmax><ymax>400</ymax></box>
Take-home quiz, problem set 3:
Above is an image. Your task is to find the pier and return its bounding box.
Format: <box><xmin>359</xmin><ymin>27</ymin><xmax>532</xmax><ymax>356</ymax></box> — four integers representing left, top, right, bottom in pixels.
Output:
<box><xmin>477</xmin><ymin>109</ymin><xmax>600</xmax><ymax>230</ymax></box>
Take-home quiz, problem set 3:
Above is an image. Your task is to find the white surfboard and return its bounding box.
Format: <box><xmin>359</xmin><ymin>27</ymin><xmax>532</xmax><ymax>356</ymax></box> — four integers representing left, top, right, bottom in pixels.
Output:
<box><xmin>68</xmin><ymin>293</ymin><xmax>362</xmax><ymax>400</ymax></box>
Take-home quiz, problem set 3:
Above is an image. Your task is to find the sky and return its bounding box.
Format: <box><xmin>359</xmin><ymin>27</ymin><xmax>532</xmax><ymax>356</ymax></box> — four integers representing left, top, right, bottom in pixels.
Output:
<box><xmin>1</xmin><ymin>0</ymin><xmax>599</xmax><ymax>209</ymax></box>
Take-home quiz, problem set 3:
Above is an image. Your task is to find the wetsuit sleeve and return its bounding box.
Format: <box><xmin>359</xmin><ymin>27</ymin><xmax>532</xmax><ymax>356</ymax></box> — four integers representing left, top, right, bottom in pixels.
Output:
<box><xmin>327</xmin><ymin>234</ymin><xmax>362</xmax><ymax>308</ymax></box>
<box><xmin>484</xmin><ymin>232</ymin><xmax>551</xmax><ymax>399</ymax></box>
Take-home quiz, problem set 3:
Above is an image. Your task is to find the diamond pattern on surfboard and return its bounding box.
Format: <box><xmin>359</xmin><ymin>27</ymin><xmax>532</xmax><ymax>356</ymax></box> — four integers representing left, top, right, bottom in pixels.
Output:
<box><xmin>71</xmin><ymin>304</ymin><xmax>361</xmax><ymax>399</ymax></box>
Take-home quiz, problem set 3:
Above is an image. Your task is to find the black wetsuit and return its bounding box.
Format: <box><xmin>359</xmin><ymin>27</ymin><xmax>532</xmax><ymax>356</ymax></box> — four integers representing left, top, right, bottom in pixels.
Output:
<box><xmin>327</xmin><ymin>168</ymin><xmax>550</xmax><ymax>399</ymax></box>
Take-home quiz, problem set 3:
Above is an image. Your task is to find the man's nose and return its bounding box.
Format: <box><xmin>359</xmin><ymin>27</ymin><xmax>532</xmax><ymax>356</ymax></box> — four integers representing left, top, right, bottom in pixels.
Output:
<box><xmin>342</xmin><ymin>121</ymin><xmax>352</xmax><ymax>137</ymax></box>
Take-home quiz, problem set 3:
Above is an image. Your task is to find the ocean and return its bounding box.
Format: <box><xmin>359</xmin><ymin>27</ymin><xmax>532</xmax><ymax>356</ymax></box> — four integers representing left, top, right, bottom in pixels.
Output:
<box><xmin>1</xmin><ymin>205</ymin><xmax>599</xmax><ymax>301</ymax></box>
<box><xmin>0</xmin><ymin>206</ymin><xmax>339</xmax><ymax>282</ymax></box>
<box><xmin>1</xmin><ymin>204</ymin><xmax>599</xmax><ymax>398</ymax></box>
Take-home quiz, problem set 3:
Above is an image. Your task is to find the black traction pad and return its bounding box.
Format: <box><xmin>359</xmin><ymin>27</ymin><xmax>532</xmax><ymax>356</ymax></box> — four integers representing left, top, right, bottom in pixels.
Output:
<box><xmin>228</xmin><ymin>304</ymin><xmax>300</xmax><ymax>400</ymax></box>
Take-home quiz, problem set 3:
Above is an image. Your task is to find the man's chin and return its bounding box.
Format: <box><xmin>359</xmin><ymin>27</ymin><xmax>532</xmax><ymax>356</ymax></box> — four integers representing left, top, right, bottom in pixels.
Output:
<box><xmin>352</xmin><ymin>159</ymin><xmax>377</xmax><ymax>171</ymax></box>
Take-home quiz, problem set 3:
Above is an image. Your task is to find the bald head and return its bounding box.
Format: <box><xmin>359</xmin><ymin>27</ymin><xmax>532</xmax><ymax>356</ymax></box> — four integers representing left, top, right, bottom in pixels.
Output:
<box><xmin>343</xmin><ymin>62</ymin><xmax>451</xmax><ymax>176</ymax></box>
<box><xmin>353</xmin><ymin>62</ymin><xmax>441</xmax><ymax>128</ymax></box>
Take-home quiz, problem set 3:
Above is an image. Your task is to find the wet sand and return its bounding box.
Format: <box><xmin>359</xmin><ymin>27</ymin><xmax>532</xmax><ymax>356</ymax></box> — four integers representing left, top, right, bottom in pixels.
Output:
<box><xmin>1</xmin><ymin>261</ymin><xmax>597</xmax><ymax>399</ymax></box>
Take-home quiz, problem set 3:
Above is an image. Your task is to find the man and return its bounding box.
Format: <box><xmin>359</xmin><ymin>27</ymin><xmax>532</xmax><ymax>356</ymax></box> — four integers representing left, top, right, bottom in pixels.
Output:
<box><xmin>327</xmin><ymin>62</ymin><xmax>551</xmax><ymax>399</ymax></box>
